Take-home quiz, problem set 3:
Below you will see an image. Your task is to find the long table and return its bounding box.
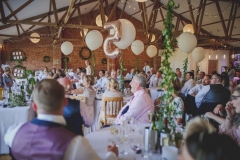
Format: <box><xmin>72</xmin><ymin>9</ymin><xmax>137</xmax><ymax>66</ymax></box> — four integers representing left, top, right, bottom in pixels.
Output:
<box><xmin>0</xmin><ymin>105</ymin><xmax>35</xmax><ymax>154</ymax></box>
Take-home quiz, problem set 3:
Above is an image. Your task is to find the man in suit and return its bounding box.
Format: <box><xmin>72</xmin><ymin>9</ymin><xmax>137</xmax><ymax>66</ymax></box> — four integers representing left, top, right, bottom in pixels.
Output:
<box><xmin>4</xmin><ymin>79</ymin><xmax>118</xmax><ymax>159</ymax></box>
<box><xmin>58</xmin><ymin>77</ymin><xmax>93</xmax><ymax>136</ymax></box>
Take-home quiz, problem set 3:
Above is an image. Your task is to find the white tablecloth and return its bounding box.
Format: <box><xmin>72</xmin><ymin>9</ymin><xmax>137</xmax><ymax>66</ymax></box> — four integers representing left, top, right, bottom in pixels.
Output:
<box><xmin>85</xmin><ymin>127</ymin><xmax>161</xmax><ymax>160</ymax></box>
<box><xmin>0</xmin><ymin>106</ymin><xmax>35</xmax><ymax>154</ymax></box>
<box><xmin>92</xmin><ymin>96</ymin><xmax>131</xmax><ymax>132</ymax></box>
<box><xmin>149</xmin><ymin>88</ymin><xmax>165</xmax><ymax>102</ymax></box>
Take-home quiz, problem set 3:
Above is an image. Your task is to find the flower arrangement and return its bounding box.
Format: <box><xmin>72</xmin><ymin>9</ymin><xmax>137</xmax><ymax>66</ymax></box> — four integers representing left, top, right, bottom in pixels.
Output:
<box><xmin>26</xmin><ymin>77</ymin><xmax>35</xmax><ymax>95</ymax></box>
<box><xmin>9</xmin><ymin>95</ymin><xmax>27</xmax><ymax>107</ymax></box>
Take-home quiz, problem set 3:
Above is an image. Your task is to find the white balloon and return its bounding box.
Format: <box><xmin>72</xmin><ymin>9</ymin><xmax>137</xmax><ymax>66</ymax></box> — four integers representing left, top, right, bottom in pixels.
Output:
<box><xmin>146</xmin><ymin>45</ymin><xmax>157</xmax><ymax>58</ymax></box>
<box><xmin>61</xmin><ymin>41</ymin><xmax>73</xmax><ymax>55</ymax></box>
<box><xmin>192</xmin><ymin>47</ymin><xmax>205</xmax><ymax>62</ymax></box>
<box><xmin>131</xmin><ymin>40</ymin><xmax>144</xmax><ymax>55</ymax></box>
<box><xmin>178</xmin><ymin>32</ymin><xmax>197</xmax><ymax>54</ymax></box>
<box><xmin>85</xmin><ymin>30</ymin><xmax>103</xmax><ymax>51</ymax></box>
<box><xmin>113</xmin><ymin>19</ymin><xmax>136</xmax><ymax>49</ymax></box>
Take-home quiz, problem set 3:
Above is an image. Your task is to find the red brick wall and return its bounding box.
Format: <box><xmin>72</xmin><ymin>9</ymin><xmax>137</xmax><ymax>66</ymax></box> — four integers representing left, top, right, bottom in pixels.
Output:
<box><xmin>1</xmin><ymin>8</ymin><xmax>161</xmax><ymax>77</ymax></box>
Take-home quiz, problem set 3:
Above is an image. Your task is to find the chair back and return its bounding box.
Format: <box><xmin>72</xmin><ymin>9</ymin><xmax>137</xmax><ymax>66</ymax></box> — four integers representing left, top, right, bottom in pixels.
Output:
<box><xmin>69</xmin><ymin>95</ymin><xmax>86</xmax><ymax>103</ymax></box>
<box><xmin>102</xmin><ymin>97</ymin><xmax>123</xmax><ymax>125</ymax></box>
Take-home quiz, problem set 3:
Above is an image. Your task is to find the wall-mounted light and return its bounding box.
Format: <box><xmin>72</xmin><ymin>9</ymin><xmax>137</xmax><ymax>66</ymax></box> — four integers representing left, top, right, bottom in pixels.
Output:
<box><xmin>232</xmin><ymin>54</ymin><xmax>235</xmax><ymax>59</ymax></box>
<box><xmin>209</xmin><ymin>54</ymin><xmax>211</xmax><ymax>59</ymax></box>
<box><xmin>223</xmin><ymin>54</ymin><xmax>226</xmax><ymax>59</ymax></box>
<box><xmin>135</xmin><ymin>0</ymin><xmax>147</xmax><ymax>2</ymax></box>
<box><xmin>216</xmin><ymin>54</ymin><xmax>218</xmax><ymax>59</ymax></box>
<box><xmin>0</xmin><ymin>38</ymin><xmax>3</xmax><ymax>51</ymax></box>
<box><xmin>30</xmin><ymin>32</ymin><xmax>40</xmax><ymax>43</ymax></box>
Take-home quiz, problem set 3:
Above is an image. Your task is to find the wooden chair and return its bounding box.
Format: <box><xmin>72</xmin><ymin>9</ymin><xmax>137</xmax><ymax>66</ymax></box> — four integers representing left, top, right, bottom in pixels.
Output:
<box><xmin>100</xmin><ymin>97</ymin><xmax>123</xmax><ymax>125</ymax></box>
<box><xmin>69</xmin><ymin>95</ymin><xmax>86</xmax><ymax>103</ymax></box>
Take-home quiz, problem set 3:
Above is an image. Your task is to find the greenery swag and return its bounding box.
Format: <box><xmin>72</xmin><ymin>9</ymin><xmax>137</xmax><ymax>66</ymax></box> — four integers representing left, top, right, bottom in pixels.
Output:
<box><xmin>135</xmin><ymin>56</ymin><xmax>139</xmax><ymax>71</ymax></box>
<box><xmin>101</xmin><ymin>58</ymin><xmax>107</xmax><ymax>64</ymax></box>
<box><xmin>79</xmin><ymin>47</ymin><xmax>92</xmax><ymax>60</ymax></box>
<box><xmin>156</xmin><ymin>0</ymin><xmax>179</xmax><ymax>133</ymax></box>
<box><xmin>182</xmin><ymin>57</ymin><xmax>189</xmax><ymax>86</ymax></box>
<box><xmin>119</xmin><ymin>54</ymin><xmax>127</xmax><ymax>92</ymax></box>
<box><xmin>43</xmin><ymin>56</ymin><xmax>51</xmax><ymax>62</ymax></box>
<box><xmin>91</xmin><ymin>52</ymin><xmax>96</xmax><ymax>76</ymax></box>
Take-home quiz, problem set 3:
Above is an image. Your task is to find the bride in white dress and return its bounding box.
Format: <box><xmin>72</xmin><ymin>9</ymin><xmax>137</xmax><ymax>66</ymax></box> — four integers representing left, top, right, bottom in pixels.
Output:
<box><xmin>98</xmin><ymin>78</ymin><xmax>123</xmax><ymax>128</ymax></box>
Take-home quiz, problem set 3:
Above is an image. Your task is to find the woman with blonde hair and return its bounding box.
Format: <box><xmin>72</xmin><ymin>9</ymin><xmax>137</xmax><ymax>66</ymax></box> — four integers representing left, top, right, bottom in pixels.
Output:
<box><xmin>85</xmin><ymin>60</ymin><xmax>91</xmax><ymax>75</ymax></box>
<box><xmin>98</xmin><ymin>78</ymin><xmax>123</xmax><ymax>128</ymax></box>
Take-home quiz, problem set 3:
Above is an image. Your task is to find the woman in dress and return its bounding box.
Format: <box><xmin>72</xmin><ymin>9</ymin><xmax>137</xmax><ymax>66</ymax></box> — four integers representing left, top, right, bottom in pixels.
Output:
<box><xmin>71</xmin><ymin>75</ymin><xmax>96</xmax><ymax>134</ymax></box>
<box><xmin>98</xmin><ymin>78</ymin><xmax>123</xmax><ymax>128</ymax></box>
<box><xmin>2</xmin><ymin>67</ymin><xmax>13</xmax><ymax>89</ymax></box>
<box><xmin>85</xmin><ymin>60</ymin><xmax>91</xmax><ymax>75</ymax></box>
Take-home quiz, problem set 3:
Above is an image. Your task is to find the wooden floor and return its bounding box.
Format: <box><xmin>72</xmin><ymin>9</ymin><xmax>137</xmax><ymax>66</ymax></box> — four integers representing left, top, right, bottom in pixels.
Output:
<box><xmin>0</xmin><ymin>155</ymin><xmax>11</xmax><ymax>160</ymax></box>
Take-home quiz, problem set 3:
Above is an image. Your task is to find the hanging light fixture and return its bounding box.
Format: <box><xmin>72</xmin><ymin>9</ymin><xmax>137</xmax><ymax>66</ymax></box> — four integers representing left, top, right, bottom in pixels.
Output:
<box><xmin>147</xmin><ymin>34</ymin><xmax>156</xmax><ymax>42</ymax></box>
<box><xmin>80</xmin><ymin>28</ymin><xmax>89</xmax><ymax>37</ymax></box>
<box><xmin>183</xmin><ymin>24</ymin><xmax>194</xmax><ymax>34</ymax></box>
<box><xmin>232</xmin><ymin>54</ymin><xmax>235</xmax><ymax>59</ymax></box>
<box><xmin>135</xmin><ymin>0</ymin><xmax>147</xmax><ymax>2</ymax></box>
<box><xmin>95</xmin><ymin>14</ymin><xmax>108</xmax><ymax>27</ymax></box>
<box><xmin>30</xmin><ymin>32</ymin><xmax>40</xmax><ymax>43</ymax></box>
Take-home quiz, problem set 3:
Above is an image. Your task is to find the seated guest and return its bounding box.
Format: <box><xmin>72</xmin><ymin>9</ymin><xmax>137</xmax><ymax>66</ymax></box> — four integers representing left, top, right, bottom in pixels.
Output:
<box><xmin>37</xmin><ymin>67</ymin><xmax>48</xmax><ymax>81</ymax></box>
<box><xmin>58</xmin><ymin>78</ymin><xmax>93</xmax><ymax>136</ymax></box>
<box><xmin>181</xmin><ymin>72</ymin><xmax>194</xmax><ymax>97</ymax></box>
<box><xmin>94</xmin><ymin>70</ymin><xmax>108</xmax><ymax>90</ymax></box>
<box><xmin>188</xmin><ymin>75</ymin><xmax>211</xmax><ymax>96</ymax></box>
<box><xmin>176</xmin><ymin>69</ymin><xmax>183</xmax><ymax>83</ymax></box>
<box><xmin>195</xmin><ymin>74</ymin><xmax>231</xmax><ymax>115</ymax></box>
<box><xmin>2</xmin><ymin>67</ymin><xmax>13</xmax><ymax>89</ymax></box>
<box><xmin>77</xmin><ymin>69</ymin><xmax>87</xmax><ymax>87</ymax></box>
<box><xmin>115</xmin><ymin>74</ymin><xmax>154</xmax><ymax>124</ymax></box>
<box><xmin>197</xmin><ymin>71</ymin><xmax>205</xmax><ymax>84</ymax></box>
<box><xmin>116</xmin><ymin>69</ymin><xmax>120</xmax><ymax>80</ymax></box>
<box><xmin>146</xmin><ymin>68</ymin><xmax>155</xmax><ymax>88</ymax></box>
<box><xmin>155</xmin><ymin>76</ymin><xmax>184</xmax><ymax>124</ymax></box>
<box><xmin>110</xmin><ymin>70</ymin><xmax>117</xmax><ymax>79</ymax></box>
<box><xmin>105</xmin><ymin>70</ymin><xmax>110</xmax><ymax>78</ymax></box>
<box><xmin>125</xmin><ymin>68</ymin><xmax>135</xmax><ymax>80</ymax></box>
<box><xmin>52</xmin><ymin>68</ymin><xmax>56</xmax><ymax>75</ymax></box>
<box><xmin>99</xmin><ymin>78</ymin><xmax>123</xmax><ymax>128</ymax></box>
<box><xmin>53</xmin><ymin>69</ymin><xmax>65</xmax><ymax>79</ymax></box>
<box><xmin>228</xmin><ymin>62</ymin><xmax>235</xmax><ymax>81</ymax></box>
<box><xmin>4</xmin><ymin>79</ymin><xmax>118</xmax><ymax>159</ymax></box>
<box><xmin>149</xmin><ymin>71</ymin><xmax>163</xmax><ymax>88</ymax></box>
<box><xmin>218</xmin><ymin>87</ymin><xmax>240</xmax><ymax>146</ymax></box>
<box><xmin>135</xmin><ymin>70</ymin><xmax>140</xmax><ymax>74</ymax></box>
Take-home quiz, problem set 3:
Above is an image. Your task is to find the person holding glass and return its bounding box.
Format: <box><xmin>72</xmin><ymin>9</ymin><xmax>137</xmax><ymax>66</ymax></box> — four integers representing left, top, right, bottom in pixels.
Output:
<box><xmin>98</xmin><ymin>78</ymin><xmax>123</xmax><ymax>128</ymax></box>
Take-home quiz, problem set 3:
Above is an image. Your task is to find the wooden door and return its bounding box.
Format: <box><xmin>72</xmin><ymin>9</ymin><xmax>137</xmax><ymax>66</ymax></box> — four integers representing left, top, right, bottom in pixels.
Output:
<box><xmin>208</xmin><ymin>60</ymin><xmax>218</xmax><ymax>74</ymax></box>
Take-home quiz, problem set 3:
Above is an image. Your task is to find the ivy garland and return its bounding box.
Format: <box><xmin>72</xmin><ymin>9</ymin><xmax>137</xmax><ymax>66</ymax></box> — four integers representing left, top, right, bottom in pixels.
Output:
<box><xmin>119</xmin><ymin>54</ymin><xmax>127</xmax><ymax>93</ymax></box>
<box><xmin>62</xmin><ymin>57</ymin><xmax>69</xmax><ymax>69</ymax></box>
<box><xmin>91</xmin><ymin>52</ymin><xmax>96</xmax><ymax>76</ymax></box>
<box><xmin>182</xmin><ymin>57</ymin><xmax>189</xmax><ymax>86</ymax></box>
<box><xmin>43</xmin><ymin>56</ymin><xmax>51</xmax><ymax>62</ymax></box>
<box><xmin>79</xmin><ymin>47</ymin><xmax>92</xmax><ymax>60</ymax></box>
<box><xmin>156</xmin><ymin>0</ymin><xmax>179</xmax><ymax>133</ymax></box>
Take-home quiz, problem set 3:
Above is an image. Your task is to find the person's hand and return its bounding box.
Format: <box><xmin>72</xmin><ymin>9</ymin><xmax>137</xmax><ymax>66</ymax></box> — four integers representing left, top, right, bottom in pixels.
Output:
<box><xmin>204</xmin><ymin>112</ymin><xmax>214</xmax><ymax>119</ymax></box>
<box><xmin>225</xmin><ymin>102</ymin><xmax>236</xmax><ymax>118</ymax></box>
<box><xmin>213</xmin><ymin>104</ymin><xmax>224</xmax><ymax>116</ymax></box>
<box><xmin>107</xmin><ymin>144</ymin><xmax>118</xmax><ymax>157</ymax></box>
<box><xmin>190</xmin><ymin>93</ymin><xmax>196</xmax><ymax>97</ymax></box>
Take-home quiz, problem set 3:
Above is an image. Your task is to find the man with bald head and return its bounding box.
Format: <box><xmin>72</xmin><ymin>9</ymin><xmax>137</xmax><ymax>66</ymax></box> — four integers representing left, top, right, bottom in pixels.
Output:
<box><xmin>58</xmin><ymin>77</ymin><xmax>93</xmax><ymax>136</ymax></box>
<box><xmin>5</xmin><ymin>79</ymin><xmax>118</xmax><ymax>159</ymax></box>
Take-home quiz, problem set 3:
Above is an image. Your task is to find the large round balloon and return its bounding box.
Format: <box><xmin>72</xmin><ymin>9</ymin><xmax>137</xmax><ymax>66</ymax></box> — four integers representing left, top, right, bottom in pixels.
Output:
<box><xmin>192</xmin><ymin>47</ymin><xmax>205</xmax><ymax>62</ymax></box>
<box><xmin>178</xmin><ymin>32</ymin><xmax>197</xmax><ymax>54</ymax></box>
<box><xmin>61</xmin><ymin>41</ymin><xmax>73</xmax><ymax>55</ymax></box>
<box><xmin>85</xmin><ymin>30</ymin><xmax>103</xmax><ymax>51</ymax></box>
<box><xmin>131</xmin><ymin>40</ymin><xmax>144</xmax><ymax>55</ymax></box>
<box><xmin>146</xmin><ymin>45</ymin><xmax>157</xmax><ymax>58</ymax></box>
<box><xmin>113</xmin><ymin>19</ymin><xmax>136</xmax><ymax>49</ymax></box>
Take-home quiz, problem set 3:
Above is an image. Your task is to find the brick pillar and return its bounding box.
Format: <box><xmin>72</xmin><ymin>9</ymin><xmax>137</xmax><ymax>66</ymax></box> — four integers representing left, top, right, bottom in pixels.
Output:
<box><xmin>52</xmin><ymin>46</ymin><xmax>62</xmax><ymax>69</ymax></box>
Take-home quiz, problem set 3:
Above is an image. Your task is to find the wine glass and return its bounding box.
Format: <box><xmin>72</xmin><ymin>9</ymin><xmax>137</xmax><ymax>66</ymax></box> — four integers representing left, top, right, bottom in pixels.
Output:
<box><xmin>130</xmin><ymin>137</ymin><xmax>141</xmax><ymax>156</ymax></box>
<box><xmin>116</xmin><ymin>126</ymin><xmax>128</xmax><ymax>155</ymax></box>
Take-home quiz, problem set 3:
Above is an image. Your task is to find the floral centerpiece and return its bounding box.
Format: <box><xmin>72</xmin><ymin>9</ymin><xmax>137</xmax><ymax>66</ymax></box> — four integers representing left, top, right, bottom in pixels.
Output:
<box><xmin>9</xmin><ymin>95</ymin><xmax>27</xmax><ymax>107</ymax></box>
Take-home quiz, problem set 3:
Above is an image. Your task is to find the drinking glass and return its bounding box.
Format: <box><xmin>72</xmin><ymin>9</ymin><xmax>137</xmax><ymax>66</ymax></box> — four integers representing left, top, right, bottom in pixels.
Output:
<box><xmin>116</xmin><ymin>126</ymin><xmax>128</xmax><ymax>155</ymax></box>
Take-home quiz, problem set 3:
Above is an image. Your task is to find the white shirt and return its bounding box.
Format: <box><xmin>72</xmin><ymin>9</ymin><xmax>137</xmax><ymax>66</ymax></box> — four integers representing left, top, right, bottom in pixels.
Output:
<box><xmin>125</xmin><ymin>73</ymin><xmax>133</xmax><ymax>80</ymax></box>
<box><xmin>149</xmin><ymin>77</ymin><xmax>163</xmax><ymax>88</ymax></box>
<box><xmin>181</xmin><ymin>79</ymin><xmax>194</xmax><ymax>97</ymax></box>
<box><xmin>188</xmin><ymin>84</ymin><xmax>204</xmax><ymax>95</ymax></box>
<box><xmin>143</xmin><ymin>65</ymin><xmax>150</xmax><ymax>74</ymax></box>
<box><xmin>86</xmin><ymin>66</ymin><xmax>91</xmax><ymax>75</ymax></box>
<box><xmin>4</xmin><ymin>114</ymin><xmax>117</xmax><ymax>160</ymax></box>
<box><xmin>95</xmin><ymin>76</ymin><xmax>108</xmax><ymax>89</ymax></box>
<box><xmin>195</xmin><ymin>85</ymin><xmax>210</xmax><ymax>108</ymax></box>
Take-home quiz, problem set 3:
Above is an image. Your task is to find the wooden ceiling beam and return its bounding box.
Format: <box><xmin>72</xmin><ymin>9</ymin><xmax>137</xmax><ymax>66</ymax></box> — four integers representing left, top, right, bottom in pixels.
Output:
<box><xmin>128</xmin><ymin>3</ymin><xmax>153</xmax><ymax>19</ymax></box>
<box><xmin>148</xmin><ymin>3</ymin><xmax>158</xmax><ymax>44</ymax></box>
<box><xmin>148</xmin><ymin>0</ymin><xmax>158</xmax><ymax>30</ymax></box>
<box><xmin>187</xmin><ymin>0</ymin><xmax>196</xmax><ymax>34</ymax></box>
<box><xmin>159</xmin><ymin>7</ymin><xmax>165</xmax><ymax>22</ymax></box>
<box><xmin>215</xmin><ymin>1</ymin><xmax>228</xmax><ymax>37</ymax></box>
<box><xmin>51</xmin><ymin>0</ymin><xmax>59</xmax><ymax>24</ymax></box>
<box><xmin>142</xmin><ymin>2</ymin><xmax>149</xmax><ymax>32</ymax></box>
<box><xmin>226</xmin><ymin>3</ymin><xmax>235</xmax><ymax>34</ymax></box>
<box><xmin>104</xmin><ymin>0</ymin><xmax>109</xmax><ymax>16</ymax></box>
<box><xmin>120</xmin><ymin>0</ymin><xmax>128</xmax><ymax>19</ymax></box>
<box><xmin>107</xmin><ymin>0</ymin><xmax>120</xmax><ymax>22</ymax></box>
<box><xmin>229</xmin><ymin>3</ymin><xmax>238</xmax><ymax>38</ymax></box>
<box><xmin>138</xmin><ymin>3</ymin><xmax>146</xmax><ymax>30</ymax></box>
<box><xmin>5</xmin><ymin>0</ymin><xmax>34</xmax><ymax>20</ymax></box>
<box><xmin>0</xmin><ymin>1</ymin><xmax>6</xmax><ymax>24</ymax></box>
<box><xmin>197</xmin><ymin>0</ymin><xmax>207</xmax><ymax>37</ymax></box>
<box><xmin>195</xmin><ymin>0</ymin><xmax>203</xmax><ymax>32</ymax></box>
<box><xmin>16</xmin><ymin>24</ymin><xmax>20</xmax><ymax>36</ymax></box>
<box><xmin>54</xmin><ymin>0</ymin><xmax>77</xmax><ymax>43</ymax></box>
<box><xmin>98</xmin><ymin>0</ymin><xmax>106</xmax><ymax>27</ymax></box>
<box><xmin>0</xmin><ymin>0</ymin><xmax>98</xmax><ymax>30</ymax></box>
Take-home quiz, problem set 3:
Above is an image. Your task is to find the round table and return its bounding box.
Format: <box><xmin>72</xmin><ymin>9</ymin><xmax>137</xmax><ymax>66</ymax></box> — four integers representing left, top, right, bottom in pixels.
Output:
<box><xmin>149</xmin><ymin>88</ymin><xmax>165</xmax><ymax>102</ymax></box>
<box><xmin>85</xmin><ymin>127</ymin><xmax>161</xmax><ymax>160</ymax></box>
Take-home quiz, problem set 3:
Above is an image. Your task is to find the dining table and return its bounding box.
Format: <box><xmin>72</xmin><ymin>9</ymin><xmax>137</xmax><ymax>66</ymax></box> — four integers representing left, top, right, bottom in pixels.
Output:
<box><xmin>148</xmin><ymin>87</ymin><xmax>165</xmax><ymax>102</ymax></box>
<box><xmin>85</xmin><ymin>126</ymin><xmax>167</xmax><ymax>160</ymax></box>
<box><xmin>0</xmin><ymin>104</ymin><xmax>35</xmax><ymax>154</ymax></box>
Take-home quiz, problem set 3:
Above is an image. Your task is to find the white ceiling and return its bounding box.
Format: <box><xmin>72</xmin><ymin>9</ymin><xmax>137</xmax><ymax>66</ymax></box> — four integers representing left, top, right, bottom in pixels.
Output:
<box><xmin>0</xmin><ymin>0</ymin><xmax>240</xmax><ymax>40</ymax></box>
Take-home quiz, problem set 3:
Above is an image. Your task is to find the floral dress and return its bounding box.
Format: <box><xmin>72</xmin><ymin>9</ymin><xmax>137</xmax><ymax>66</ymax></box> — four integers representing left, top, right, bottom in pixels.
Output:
<box><xmin>172</xmin><ymin>96</ymin><xmax>184</xmax><ymax>119</ymax></box>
